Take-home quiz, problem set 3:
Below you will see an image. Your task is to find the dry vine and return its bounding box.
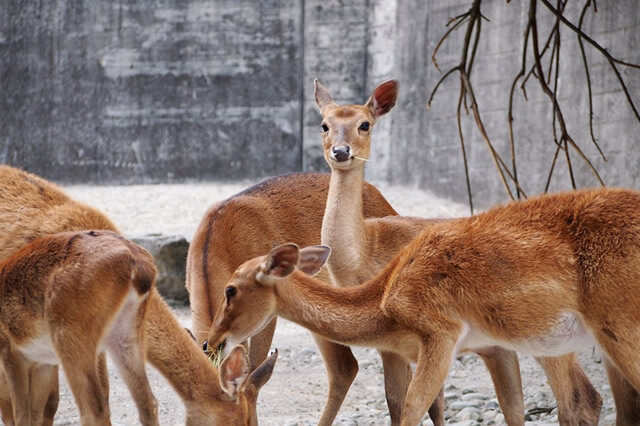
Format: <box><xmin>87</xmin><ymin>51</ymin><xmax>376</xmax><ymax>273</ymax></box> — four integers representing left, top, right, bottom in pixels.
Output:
<box><xmin>428</xmin><ymin>0</ymin><xmax>640</xmax><ymax>213</ymax></box>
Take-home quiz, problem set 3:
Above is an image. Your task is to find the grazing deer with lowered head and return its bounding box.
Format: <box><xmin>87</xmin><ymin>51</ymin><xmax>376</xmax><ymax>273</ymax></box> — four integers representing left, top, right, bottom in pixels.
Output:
<box><xmin>0</xmin><ymin>165</ymin><xmax>277</xmax><ymax>425</ymax></box>
<box><xmin>208</xmin><ymin>187</ymin><xmax>640</xmax><ymax>425</ymax></box>
<box><xmin>187</xmin><ymin>172</ymin><xmax>398</xmax><ymax>425</ymax></box>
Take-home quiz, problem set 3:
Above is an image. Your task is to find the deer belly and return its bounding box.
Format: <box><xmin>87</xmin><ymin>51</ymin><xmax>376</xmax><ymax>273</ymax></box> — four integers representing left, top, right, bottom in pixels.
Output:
<box><xmin>20</xmin><ymin>334</ymin><xmax>58</xmax><ymax>365</ymax></box>
<box><xmin>461</xmin><ymin>312</ymin><xmax>595</xmax><ymax>357</ymax></box>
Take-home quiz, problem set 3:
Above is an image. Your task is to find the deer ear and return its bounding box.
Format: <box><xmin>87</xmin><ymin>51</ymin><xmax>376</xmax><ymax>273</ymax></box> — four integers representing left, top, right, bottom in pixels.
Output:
<box><xmin>247</xmin><ymin>348</ymin><xmax>278</xmax><ymax>392</ymax></box>
<box><xmin>262</xmin><ymin>243</ymin><xmax>299</xmax><ymax>278</ymax></box>
<box><xmin>219</xmin><ymin>345</ymin><xmax>250</xmax><ymax>398</ymax></box>
<box><xmin>314</xmin><ymin>79</ymin><xmax>335</xmax><ymax>111</ymax></box>
<box><xmin>365</xmin><ymin>80</ymin><xmax>398</xmax><ymax>118</ymax></box>
<box><xmin>298</xmin><ymin>245</ymin><xmax>331</xmax><ymax>276</ymax></box>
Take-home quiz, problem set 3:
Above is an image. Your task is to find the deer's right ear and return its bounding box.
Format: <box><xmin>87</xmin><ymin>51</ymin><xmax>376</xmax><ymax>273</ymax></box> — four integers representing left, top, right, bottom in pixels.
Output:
<box><xmin>314</xmin><ymin>79</ymin><xmax>335</xmax><ymax>111</ymax></box>
<box><xmin>298</xmin><ymin>245</ymin><xmax>331</xmax><ymax>276</ymax></box>
<box><xmin>365</xmin><ymin>80</ymin><xmax>398</xmax><ymax>118</ymax></box>
<box><xmin>261</xmin><ymin>243</ymin><xmax>299</xmax><ymax>279</ymax></box>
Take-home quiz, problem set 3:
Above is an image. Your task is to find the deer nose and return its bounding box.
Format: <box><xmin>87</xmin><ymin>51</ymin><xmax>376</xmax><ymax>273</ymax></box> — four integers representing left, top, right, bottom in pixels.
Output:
<box><xmin>331</xmin><ymin>145</ymin><xmax>351</xmax><ymax>162</ymax></box>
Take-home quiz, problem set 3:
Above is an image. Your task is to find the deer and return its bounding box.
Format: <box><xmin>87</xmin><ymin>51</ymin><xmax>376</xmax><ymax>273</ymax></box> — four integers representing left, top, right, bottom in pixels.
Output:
<box><xmin>207</xmin><ymin>187</ymin><xmax>640</xmax><ymax>426</ymax></box>
<box><xmin>0</xmin><ymin>230</ymin><xmax>159</xmax><ymax>426</ymax></box>
<box><xmin>187</xmin><ymin>172</ymin><xmax>400</xmax><ymax>424</ymax></box>
<box><xmin>311</xmin><ymin>78</ymin><xmax>639</xmax><ymax>425</ymax></box>
<box><xmin>0</xmin><ymin>165</ymin><xmax>277</xmax><ymax>425</ymax></box>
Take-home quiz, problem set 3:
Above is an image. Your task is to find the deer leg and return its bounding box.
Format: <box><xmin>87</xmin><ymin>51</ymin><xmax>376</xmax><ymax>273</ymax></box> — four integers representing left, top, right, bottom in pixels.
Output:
<box><xmin>58</xmin><ymin>352</ymin><xmax>111</xmax><ymax>426</ymax></box>
<box><xmin>106</xmin><ymin>298</ymin><xmax>158</xmax><ymax>426</ymax></box>
<box><xmin>0</xmin><ymin>370</ymin><xmax>15</xmax><ymax>426</ymax></box>
<box><xmin>96</xmin><ymin>353</ymin><xmax>110</xmax><ymax>420</ymax></box>
<box><xmin>312</xmin><ymin>334</ymin><xmax>359</xmax><ymax>426</ymax></box>
<box><xmin>401</xmin><ymin>335</ymin><xmax>456</xmax><ymax>426</ymax></box>
<box><xmin>2</xmin><ymin>349</ymin><xmax>32</xmax><ymax>426</ymax></box>
<box><xmin>379</xmin><ymin>350</ymin><xmax>445</xmax><ymax>426</ymax></box>
<box><xmin>476</xmin><ymin>346</ymin><xmax>525</xmax><ymax>426</ymax></box>
<box><xmin>29</xmin><ymin>364</ymin><xmax>59</xmax><ymax>426</ymax></box>
<box><xmin>537</xmin><ymin>354</ymin><xmax>602</xmax><ymax>426</ymax></box>
<box><xmin>249</xmin><ymin>317</ymin><xmax>277</xmax><ymax>370</ymax></box>
<box><xmin>380</xmin><ymin>351</ymin><xmax>412</xmax><ymax>426</ymax></box>
<box><xmin>604</xmin><ymin>358</ymin><xmax>640</xmax><ymax>426</ymax></box>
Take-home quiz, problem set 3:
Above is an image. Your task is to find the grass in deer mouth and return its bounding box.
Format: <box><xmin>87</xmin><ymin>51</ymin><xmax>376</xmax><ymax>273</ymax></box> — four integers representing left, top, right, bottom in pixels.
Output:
<box><xmin>205</xmin><ymin>342</ymin><xmax>227</xmax><ymax>368</ymax></box>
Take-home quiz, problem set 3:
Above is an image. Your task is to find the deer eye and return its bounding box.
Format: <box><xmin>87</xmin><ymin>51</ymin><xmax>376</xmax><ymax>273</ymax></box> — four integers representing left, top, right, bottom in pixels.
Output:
<box><xmin>225</xmin><ymin>286</ymin><xmax>237</xmax><ymax>300</ymax></box>
<box><xmin>358</xmin><ymin>122</ymin><xmax>370</xmax><ymax>131</ymax></box>
<box><xmin>321</xmin><ymin>123</ymin><xmax>329</xmax><ymax>132</ymax></box>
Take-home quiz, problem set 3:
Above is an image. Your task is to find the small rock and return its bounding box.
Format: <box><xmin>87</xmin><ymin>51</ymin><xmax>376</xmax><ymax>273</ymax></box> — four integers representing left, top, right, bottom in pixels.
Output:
<box><xmin>495</xmin><ymin>413</ymin><xmax>505</xmax><ymax>424</ymax></box>
<box><xmin>445</xmin><ymin>392</ymin><xmax>458</xmax><ymax>401</ymax></box>
<box><xmin>450</xmin><ymin>400</ymin><xmax>483</xmax><ymax>410</ymax></box>
<box><xmin>447</xmin><ymin>421</ymin><xmax>477</xmax><ymax>426</ymax></box>
<box><xmin>456</xmin><ymin>406</ymin><xmax>480</xmax><ymax>421</ymax></box>
<box><xmin>131</xmin><ymin>233</ymin><xmax>189</xmax><ymax>302</ymax></box>
<box><xmin>485</xmin><ymin>400</ymin><xmax>500</xmax><ymax>410</ymax></box>
<box><xmin>461</xmin><ymin>392</ymin><xmax>488</xmax><ymax>401</ymax></box>
<box><xmin>483</xmin><ymin>409</ymin><xmax>497</xmax><ymax>421</ymax></box>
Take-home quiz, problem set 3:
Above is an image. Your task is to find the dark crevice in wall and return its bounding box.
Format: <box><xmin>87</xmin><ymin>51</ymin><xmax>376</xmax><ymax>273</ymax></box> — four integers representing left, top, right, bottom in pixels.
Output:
<box><xmin>362</xmin><ymin>0</ymin><xmax>370</xmax><ymax>100</ymax></box>
<box><xmin>298</xmin><ymin>0</ymin><xmax>306</xmax><ymax>172</ymax></box>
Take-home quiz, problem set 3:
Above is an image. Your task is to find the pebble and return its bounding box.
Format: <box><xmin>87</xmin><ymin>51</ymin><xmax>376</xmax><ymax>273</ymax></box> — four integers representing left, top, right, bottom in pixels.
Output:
<box><xmin>456</xmin><ymin>406</ymin><xmax>480</xmax><ymax>421</ymax></box>
<box><xmin>450</xmin><ymin>400</ymin><xmax>483</xmax><ymax>410</ymax></box>
<box><xmin>484</xmin><ymin>400</ymin><xmax>500</xmax><ymax>410</ymax></box>
<box><xmin>447</xmin><ymin>421</ymin><xmax>477</xmax><ymax>426</ymax></box>
<box><xmin>483</xmin><ymin>409</ymin><xmax>497</xmax><ymax>421</ymax></box>
<box><xmin>444</xmin><ymin>392</ymin><xmax>458</xmax><ymax>401</ymax></box>
<box><xmin>461</xmin><ymin>392</ymin><xmax>488</xmax><ymax>401</ymax></box>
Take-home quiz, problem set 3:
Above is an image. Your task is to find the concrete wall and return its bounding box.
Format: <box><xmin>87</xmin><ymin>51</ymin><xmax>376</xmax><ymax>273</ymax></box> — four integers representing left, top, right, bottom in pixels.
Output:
<box><xmin>0</xmin><ymin>0</ymin><xmax>302</xmax><ymax>182</ymax></box>
<box><xmin>2</xmin><ymin>1</ymin><xmax>639</xmax><ymax>207</ymax></box>
<box><xmin>364</xmin><ymin>0</ymin><xmax>640</xmax><ymax>208</ymax></box>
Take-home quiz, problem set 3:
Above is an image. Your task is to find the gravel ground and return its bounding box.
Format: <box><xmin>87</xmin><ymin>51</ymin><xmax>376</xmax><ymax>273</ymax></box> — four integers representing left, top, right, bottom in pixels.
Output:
<box><xmin>20</xmin><ymin>181</ymin><xmax>617</xmax><ymax>425</ymax></box>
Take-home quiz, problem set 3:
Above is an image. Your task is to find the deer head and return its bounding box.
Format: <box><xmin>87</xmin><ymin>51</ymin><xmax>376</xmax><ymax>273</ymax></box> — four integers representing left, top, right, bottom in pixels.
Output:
<box><xmin>206</xmin><ymin>244</ymin><xmax>330</xmax><ymax>353</ymax></box>
<box><xmin>207</xmin><ymin>345</ymin><xmax>278</xmax><ymax>426</ymax></box>
<box><xmin>314</xmin><ymin>79</ymin><xmax>398</xmax><ymax>171</ymax></box>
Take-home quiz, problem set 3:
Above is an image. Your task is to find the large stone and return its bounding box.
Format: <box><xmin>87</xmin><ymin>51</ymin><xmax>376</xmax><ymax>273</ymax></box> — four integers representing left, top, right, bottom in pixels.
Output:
<box><xmin>131</xmin><ymin>234</ymin><xmax>189</xmax><ymax>302</ymax></box>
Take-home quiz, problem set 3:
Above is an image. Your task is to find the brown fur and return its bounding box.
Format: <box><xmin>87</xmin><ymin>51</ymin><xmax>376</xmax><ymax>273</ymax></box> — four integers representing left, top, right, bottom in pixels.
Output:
<box><xmin>0</xmin><ymin>231</ymin><xmax>158</xmax><ymax>426</ymax></box>
<box><xmin>0</xmin><ymin>165</ymin><xmax>275</xmax><ymax>425</ymax></box>
<box><xmin>209</xmin><ymin>187</ymin><xmax>640</xmax><ymax>425</ymax></box>
<box><xmin>315</xmin><ymin>79</ymin><xmax>614</xmax><ymax>425</ymax></box>
<box><xmin>186</xmin><ymin>171</ymin><xmax>397</xmax><ymax>425</ymax></box>
<box><xmin>316</xmin><ymin>78</ymin><xmax>447</xmax><ymax>425</ymax></box>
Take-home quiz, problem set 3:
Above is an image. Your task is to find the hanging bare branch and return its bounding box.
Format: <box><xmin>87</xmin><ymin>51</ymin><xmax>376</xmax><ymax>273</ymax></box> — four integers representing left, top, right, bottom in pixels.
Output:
<box><xmin>577</xmin><ymin>0</ymin><xmax>606</xmax><ymax>161</ymax></box>
<box><xmin>428</xmin><ymin>0</ymin><xmax>640</xmax><ymax>210</ymax></box>
<box><xmin>428</xmin><ymin>0</ymin><xmax>529</xmax><ymax>213</ymax></box>
<box><xmin>529</xmin><ymin>0</ymin><xmax>604</xmax><ymax>187</ymax></box>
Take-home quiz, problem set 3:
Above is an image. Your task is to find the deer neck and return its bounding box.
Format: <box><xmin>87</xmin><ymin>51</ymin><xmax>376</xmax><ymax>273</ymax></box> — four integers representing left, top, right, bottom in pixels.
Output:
<box><xmin>273</xmin><ymin>270</ymin><xmax>390</xmax><ymax>346</ymax></box>
<box><xmin>321</xmin><ymin>165</ymin><xmax>368</xmax><ymax>283</ymax></box>
<box><xmin>144</xmin><ymin>290</ymin><xmax>224</xmax><ymax>405</ymax></box>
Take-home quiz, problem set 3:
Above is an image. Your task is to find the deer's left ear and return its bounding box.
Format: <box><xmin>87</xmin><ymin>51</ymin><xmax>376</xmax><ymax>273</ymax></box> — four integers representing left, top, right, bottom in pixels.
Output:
<box><xmin>365</xmin><ymin>80</ymin><xmax>398</xmax><ymax>118</ymax></box>
<box><xmin>219</xmin><ymin>345</ymin><xmax>250</xmax><ymax>398</ymax></box>
<box><xmin>298</xmin><ymin>245</ymin><xmax>331</xmax><ymax>276</ymax></box>
<box><xmin>261</xmin><ymin>243</ymin><xmax>299</xmax><ymax>278</ymax></box>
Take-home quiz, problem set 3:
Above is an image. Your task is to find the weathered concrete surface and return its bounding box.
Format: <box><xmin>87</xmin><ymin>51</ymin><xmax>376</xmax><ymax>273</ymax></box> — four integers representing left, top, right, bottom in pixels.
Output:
<box><xmin>2</xmin><ymin>1</ymin><xmax>640</xmax><ymax>207</ymax></box>
<box><xmin>0</xmin><ymin>0</ymin><xmax>302</xmax><ymax>183</ymax></box>
<box><xmin>364</xmin><ymin>0</ymin><xmax>640</xmax><ymax>208</ymax></box>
